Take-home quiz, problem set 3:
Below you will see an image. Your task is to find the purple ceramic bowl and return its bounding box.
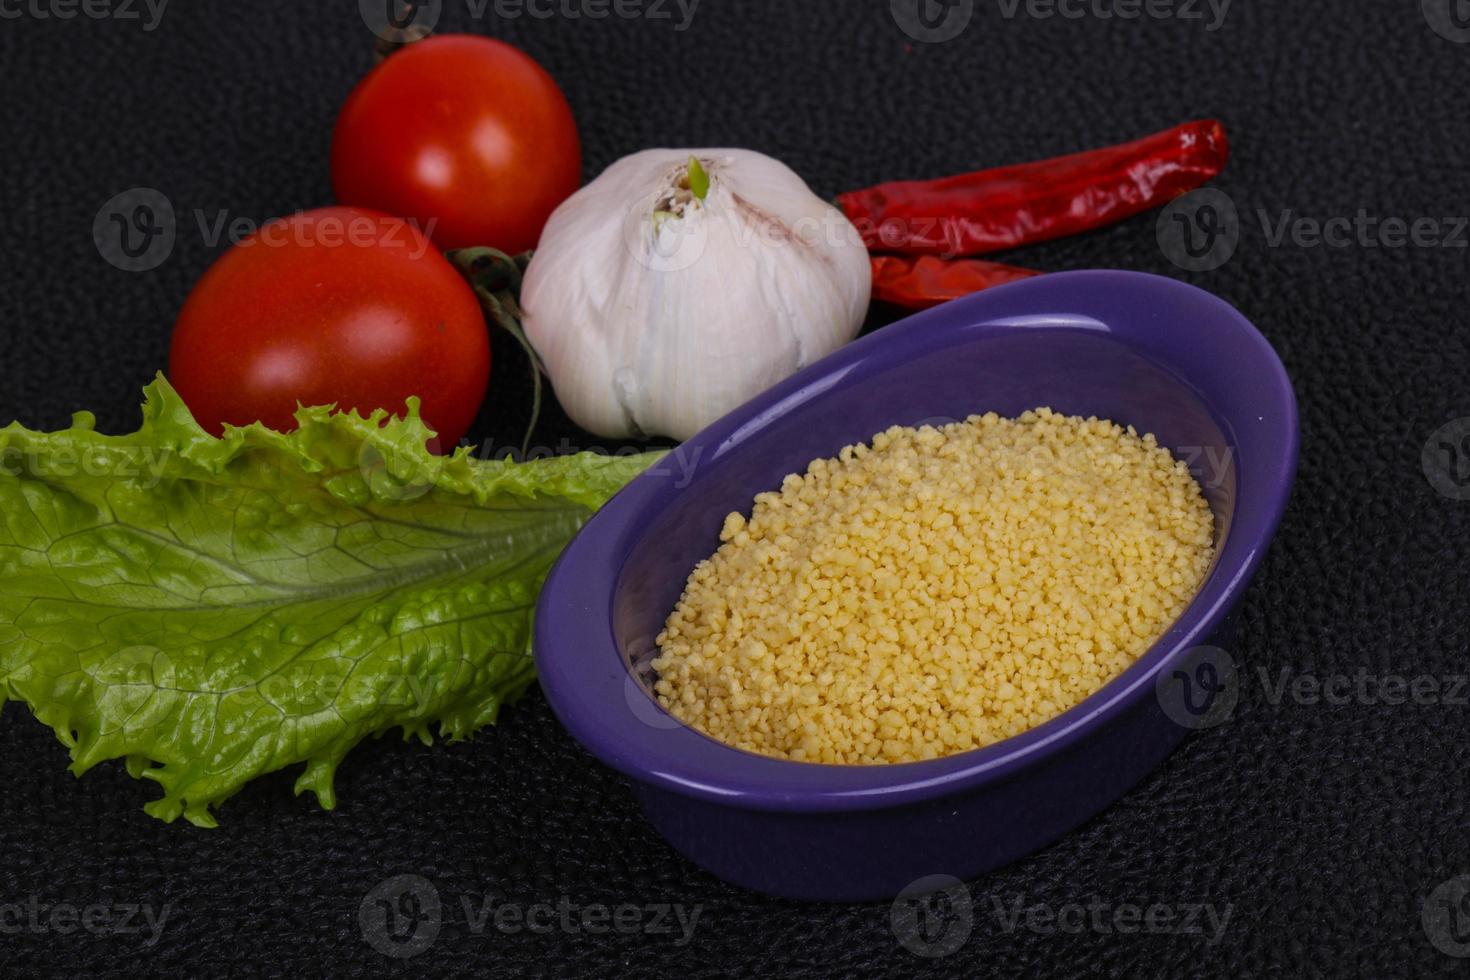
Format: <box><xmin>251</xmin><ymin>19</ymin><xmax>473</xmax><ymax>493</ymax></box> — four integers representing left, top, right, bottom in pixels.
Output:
<box><xmin>534</xmin><ymin>270</ymin><xmax>1298</xmax><ymax>902</ymax></box>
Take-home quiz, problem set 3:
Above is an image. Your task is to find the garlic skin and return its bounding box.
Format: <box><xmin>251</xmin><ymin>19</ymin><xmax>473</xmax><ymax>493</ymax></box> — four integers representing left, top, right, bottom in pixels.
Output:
<box><xmin>520</xmin><ymin>148</ymin><xmax>872</xmax><ymax>441</ymax></box>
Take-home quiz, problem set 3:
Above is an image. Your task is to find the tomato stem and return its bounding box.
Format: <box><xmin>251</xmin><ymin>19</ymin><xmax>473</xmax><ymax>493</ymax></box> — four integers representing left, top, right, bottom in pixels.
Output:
<box><xmin>372</xmin><ymin>6</ymin><xmax>433</xmax><ymax>63</ymax></box>
<box><xmin>447</xmin><ymin>247</ymin><xmax>544</xmax><ymax>458</ymax></box>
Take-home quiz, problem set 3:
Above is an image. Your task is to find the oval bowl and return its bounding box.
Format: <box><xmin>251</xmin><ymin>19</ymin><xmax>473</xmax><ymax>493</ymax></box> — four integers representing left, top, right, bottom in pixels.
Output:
<box><xmin>534</xmin><ymin>270</ymin><xmax>1298</xmax><ymax>902</ymax></box>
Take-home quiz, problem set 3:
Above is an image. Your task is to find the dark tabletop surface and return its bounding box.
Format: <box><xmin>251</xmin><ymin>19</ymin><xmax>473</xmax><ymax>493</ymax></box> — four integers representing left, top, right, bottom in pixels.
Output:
<box><xmin>3</xmin><ymin>0</ymin><xmax>1470</xmax><ymax>976</ymax></box>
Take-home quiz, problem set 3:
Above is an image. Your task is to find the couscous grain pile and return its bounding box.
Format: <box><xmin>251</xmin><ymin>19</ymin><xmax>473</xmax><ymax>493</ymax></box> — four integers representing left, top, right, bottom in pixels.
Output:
<box><xmin>652</xmin><ymin>408</ymin><xmax>1216</xmax><ymax>764</ymax></box>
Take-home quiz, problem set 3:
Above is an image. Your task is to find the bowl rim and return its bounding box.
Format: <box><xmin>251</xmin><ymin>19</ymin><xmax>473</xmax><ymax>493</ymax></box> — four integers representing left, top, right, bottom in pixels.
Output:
<box><xmin>534</xmin><ymin>270</ymin><xmax>1299</xmax><ymax>813</ymax></box>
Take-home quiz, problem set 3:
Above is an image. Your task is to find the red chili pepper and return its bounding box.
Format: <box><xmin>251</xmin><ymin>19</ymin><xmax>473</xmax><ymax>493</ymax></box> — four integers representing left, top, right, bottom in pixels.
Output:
<box><xmin>840</xmin><ymin>120</ymin><xmax>1229</xmax><ymax>257</ymax></box>
<box><xmin>870</xmin><ymin>255</ymin><xmax>1041</xmax><ymax>310</ymax></box>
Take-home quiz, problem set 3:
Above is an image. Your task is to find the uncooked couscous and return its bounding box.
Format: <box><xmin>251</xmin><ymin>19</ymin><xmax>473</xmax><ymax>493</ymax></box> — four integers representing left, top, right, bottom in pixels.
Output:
<box><xmin>651</xmin><ymin>408</ymin><xmax>1216</xmax><ymax>764</ymax></box>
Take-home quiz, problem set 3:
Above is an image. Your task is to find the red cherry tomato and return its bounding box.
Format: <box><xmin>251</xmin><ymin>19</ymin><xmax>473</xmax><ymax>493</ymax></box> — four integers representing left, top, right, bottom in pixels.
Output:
<box><xmin>169</xmin><ymin>206</ymin><xmax>490</xmax><ymax>447</ymax></box>
<box><xmin>331</xmin><ymin>34</ymin><xmax>582</xmax><ymax>254</ymax></box>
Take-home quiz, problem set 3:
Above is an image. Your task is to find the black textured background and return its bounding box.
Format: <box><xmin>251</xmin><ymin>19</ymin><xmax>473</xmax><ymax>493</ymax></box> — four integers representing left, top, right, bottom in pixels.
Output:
<box><xmin>2</xmin><ymin>0</ymin><xmax>1469</xmax><ymax>976</ymax></box>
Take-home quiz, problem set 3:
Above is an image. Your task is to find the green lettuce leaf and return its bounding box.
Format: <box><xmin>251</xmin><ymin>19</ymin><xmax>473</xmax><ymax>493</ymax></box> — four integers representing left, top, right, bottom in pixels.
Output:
<box><xmin>0</xmin><ymin>376</ymin><xmax>659</xmax><ymax>826</ymax></box>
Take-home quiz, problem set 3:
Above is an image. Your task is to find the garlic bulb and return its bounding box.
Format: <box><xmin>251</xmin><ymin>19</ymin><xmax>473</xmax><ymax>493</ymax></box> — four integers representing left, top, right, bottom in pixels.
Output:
<box><xmin>520</xmin><ymin>148</ymin><xmax>872</xmax><ymax>441</ymax></box>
